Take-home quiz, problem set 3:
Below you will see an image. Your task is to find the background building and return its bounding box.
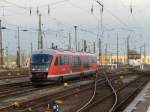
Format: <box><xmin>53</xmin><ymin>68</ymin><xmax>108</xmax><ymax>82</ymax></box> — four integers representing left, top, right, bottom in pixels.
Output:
<box><xmin>98</xmin><ymin>54</ymin><xmax>150</xmax><ymax>65</ymax></box>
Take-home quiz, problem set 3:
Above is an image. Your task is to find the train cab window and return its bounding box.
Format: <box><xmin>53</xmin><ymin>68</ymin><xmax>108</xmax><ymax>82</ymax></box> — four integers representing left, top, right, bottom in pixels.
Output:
<box><xmin>31</xmin><ymin>54</ymin><xmax>53</xmax><ymax>66</ymax></box>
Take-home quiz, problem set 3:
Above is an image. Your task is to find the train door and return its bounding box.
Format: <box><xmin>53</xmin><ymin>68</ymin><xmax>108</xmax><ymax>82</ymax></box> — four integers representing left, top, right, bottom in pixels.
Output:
<box><xmin>59</xmin><ymin>55</ymin><xmax>69</xmax><ymax>75</ymax></box>
<box><xmin>48</xmin><ymin>55</ymin><xmax>60</xmax><ymax>75</ymax></box>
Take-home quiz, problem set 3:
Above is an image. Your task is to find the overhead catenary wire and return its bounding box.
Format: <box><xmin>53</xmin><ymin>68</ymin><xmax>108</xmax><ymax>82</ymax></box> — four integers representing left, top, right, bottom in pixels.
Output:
<box><xmin>0</xmin><ymin>0</ymin><xmax>142</xmax><ymax>33</ymax></box>
<box><xmin>1</xmin><ymin>0</ymin><xmax>134</xmax><ymax>34</ymax></box>
<box><xmin>2</xmin><ymin>0</ymin><xmax>69</xmax><ymax>9</ymax></box>
<box><xmin>67</xmin><ymin>0</ymin><xmax>134</xmax><ymax>36</ymax></box>
<box><xmin>0</xmin><ymin>0</ymin><xmax>139</xmax><ymax>43</ymax></box>
<box><xmin>118</xmin><ymin>0</ymin><xmax>142</xmax><ymax>30</ymax></box>
<box><xmin>1</xmin><ymin>0</ymin><xmax>70</xmax><ymax>16</ymax></box>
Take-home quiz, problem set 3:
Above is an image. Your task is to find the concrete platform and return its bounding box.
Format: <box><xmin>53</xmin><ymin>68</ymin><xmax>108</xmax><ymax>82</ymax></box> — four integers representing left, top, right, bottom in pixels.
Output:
<box><xmin>123</xmin><ymin>81</ymin><xmax>150</xmax><ymax>112</ymax></box>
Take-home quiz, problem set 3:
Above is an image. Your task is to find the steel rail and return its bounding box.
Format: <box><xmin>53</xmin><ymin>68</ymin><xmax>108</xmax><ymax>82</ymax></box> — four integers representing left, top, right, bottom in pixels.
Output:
<box><xmin>112</xmin><ymin>77</ymin><xmax>150</xmax><ymax>112</ymax></box>
<box><xmin>79</xmin><ymin>74</ymin><xmax>148</xmax><ymax>112</ymax></box>
<box><xmin>75</xmin><ymin>73</ymin><xmax>98</xmax><ymax>112</ymax></box>
<box><xmin>17</xmin><ymin>78</ymin><xmax>106</xmax><ymax>112</ymax></box>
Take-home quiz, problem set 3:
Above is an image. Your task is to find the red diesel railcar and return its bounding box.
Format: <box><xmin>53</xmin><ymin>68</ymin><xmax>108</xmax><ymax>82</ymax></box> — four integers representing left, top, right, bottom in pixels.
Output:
<box><xmin>30</xmin><ymin>49</ymin><xmax>97</xmax><ymax>84</ymax></box>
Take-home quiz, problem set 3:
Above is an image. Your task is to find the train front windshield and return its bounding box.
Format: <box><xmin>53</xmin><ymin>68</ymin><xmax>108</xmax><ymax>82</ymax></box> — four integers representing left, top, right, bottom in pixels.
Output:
<box><xmin>31</xmin><ymin>54</ymin><xmax>53</xmax><ymax>71</ymax></box>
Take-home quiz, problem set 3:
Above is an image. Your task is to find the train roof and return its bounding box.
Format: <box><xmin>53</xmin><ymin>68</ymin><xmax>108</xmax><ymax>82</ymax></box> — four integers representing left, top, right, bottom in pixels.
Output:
<box><xmin>32</xmin><ymin>49</ymin><xmax>55</xmax><ymax>55</ymax></box>
<box><xmin>32</xmin><ymin>49</ymin><xmax>96</xmax><ymax>56</ymax></box>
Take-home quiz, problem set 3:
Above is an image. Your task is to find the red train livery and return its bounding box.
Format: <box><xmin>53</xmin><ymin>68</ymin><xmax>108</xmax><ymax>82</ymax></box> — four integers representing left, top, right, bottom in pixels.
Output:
<box><xmin>30</xmin><ymin>49</ymin><xmax>97</xmax><ymax>83</ymax></box>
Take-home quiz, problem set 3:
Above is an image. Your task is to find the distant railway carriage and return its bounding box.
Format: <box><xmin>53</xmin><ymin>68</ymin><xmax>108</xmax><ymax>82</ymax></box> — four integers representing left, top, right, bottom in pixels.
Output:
<box><xmin>30</xmin><ymin>49</ymin><xmax>97</xmax><ymax>84</ymax></box>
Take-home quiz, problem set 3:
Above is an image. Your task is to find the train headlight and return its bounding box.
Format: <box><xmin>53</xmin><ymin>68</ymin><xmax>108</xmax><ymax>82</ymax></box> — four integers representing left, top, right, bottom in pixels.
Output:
<box><xmin>32</xmin><ymin>68</ymin><xmax>35</xmax><ymax>71</ymax></box>
<box><xmin>45</xmin><ymin>68</ymin><xmax>48</xmax><ymax>71</ymax></box>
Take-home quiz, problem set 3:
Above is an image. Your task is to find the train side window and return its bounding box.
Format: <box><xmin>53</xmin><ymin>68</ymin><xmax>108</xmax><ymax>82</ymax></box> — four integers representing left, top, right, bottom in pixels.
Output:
<box><xmin>84</xmin><ymin>56</ymin><xmax>89</xmax><ymax>68</ymax></box>
<box><xmin>74</xmin><ymin>56</ymin><xmax>77</xmax><ymax>65</ymax></box>
<box><xmin>76</xmin><ymin>56</ymin><xmax>79</xmax><ymax>65</ymax></box>
<box><xmin>89</xmin><ymin>56</ymin><xmax>91</xmax><ymax>63</ymax></box>
<box><xmin>73</xmin><ymin>56</ymin><xmax>76</xmax><ymax>66</ymax></box>
<box><xmin>78</xmin><ymin>56</ymin><xmax>81</xmax><ymax>65</ymax></box>
<box><xmin>92</xmin><ymin>56</ymin><xmax>94</xmax><ymax>63</ymax></box>
<box><xmin>91</xmin><ymin>56</ymin><xmax>95</xmax><ymax>63</ymax></box>
<box><xmin>64</xmin><ymin>56</ymin><xmax>66</xmax><ymax>64</ymax></box>
<box><xmin>58</xmin><ymin>56</ymin><xmax>61</xmax><ymax>65</ymax></box>
<box><xmin>94</xmin><ymin>57</ymin><xmax>97</xmax><ymax>63</ymax></box>
<box><xmin>59</xmin><ymin>56</ymin><xmax>63</xmax><ymax>65</ymax></box>
<box><xmin>83</xmin><ymin>56</ymin><xmax>85</xmax><ymax>66</ymax></box>
<box><xmin>71</xmin><ymin>56</ymin><xmax>74</xmax><ymax>66</ymax></box>
<box><xmin>55</xmin><ymin>57</ymin><xmax>58</xmax><ymax>65</ymax></box>
<box><xmin>69</xmin><ymin>56</ymin><xmax>72</xmax><ymax>66</ymax></box>
<box><xmin>73</xmin><ymin>56</ymin><xmax>75</xmax><ymax>65</ymax></box>
<box><xmin>62</xmin><ymin>56</ymin><xmax>65</xmax><ymax>65</ymax></box>
<box><xmin>67</xmin><ymin>56</ymin><xmax>69</xmax><ymax>64</ymax></box>
<box><xmin>64</xmin><ymin>56</ymin><xmax>69</xmax><ymax>64</ymax></box>
<box><xmin>90</xmin><ymin>56</ymin><xmax>92</xmax><ymax>63</ymax></box>
<box><xmin>92</xmin><ymin>57</ymin><xmax>95</xmax><ymax>63</ymax></box>
<box><xmin>87</xmin><ymin>56</ymin><xmax>89</xmax><ymax>64</ymax></box>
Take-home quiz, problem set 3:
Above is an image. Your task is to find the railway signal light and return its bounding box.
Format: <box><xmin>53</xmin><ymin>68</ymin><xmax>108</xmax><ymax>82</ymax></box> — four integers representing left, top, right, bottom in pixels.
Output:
<box><xmin>64</xmin><ymin>82</ymin><xmax>68</xmax><ymax>87</ymax></box>
<box><xmin>12</xmin><ymin>102</ymin><xmax>20</xmax><ymax>108</ymax></box>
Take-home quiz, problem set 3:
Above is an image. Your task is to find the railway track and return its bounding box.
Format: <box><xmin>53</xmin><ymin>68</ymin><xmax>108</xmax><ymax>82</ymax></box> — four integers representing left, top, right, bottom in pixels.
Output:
<box><xmin>27</xmin><ymin>70</ymin><xmax>147</xmax><ymax>112</ymax></box>
<box><xmin>0</xmin><ymin>81</ymin><xmax>31</xmax><ymax>91</ymax></box>
<box><xmin>0</xmin><ymin>84</ymin><xmax>36</xmax><ymax>100</ymax></box>
<box><xmin>0</xmin><ymin>75</ymin><xmax>99</xmax><ymax>112</ymax></box>
<box><xmin>0</xmin><ymin>75</ymin><xmax>28</xmax><ymax>80</ymax></box>
<box><xmin>0</xmin><ymin>77</ymin><xmax>106</xmax><ymax>112</ymax></box>
<box><xmin>10</xmin><ymin>73</ymin><xmax>121</xmax><ymax>112</ymax></box>
<box><xmin>112</xmin><ymin>76</ymin><xmax>149</xmax><ymax>112</ymax></box>
<box><xmin>0</xmin><ymin>69</ymin><xmax>148</xmax><ymax>112</ymax></box>
<box><xmin>76</xmin><ymin>71</ymin><xmax>150</xmax><ymax>112</ymax></box>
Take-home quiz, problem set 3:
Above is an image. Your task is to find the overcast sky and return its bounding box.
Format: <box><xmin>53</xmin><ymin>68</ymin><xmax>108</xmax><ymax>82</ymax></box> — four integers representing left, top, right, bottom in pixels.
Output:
<box><xmin>0</xmin><ymin>0</ymin><xmax>150</xmax><ymax>55</ymax></box>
